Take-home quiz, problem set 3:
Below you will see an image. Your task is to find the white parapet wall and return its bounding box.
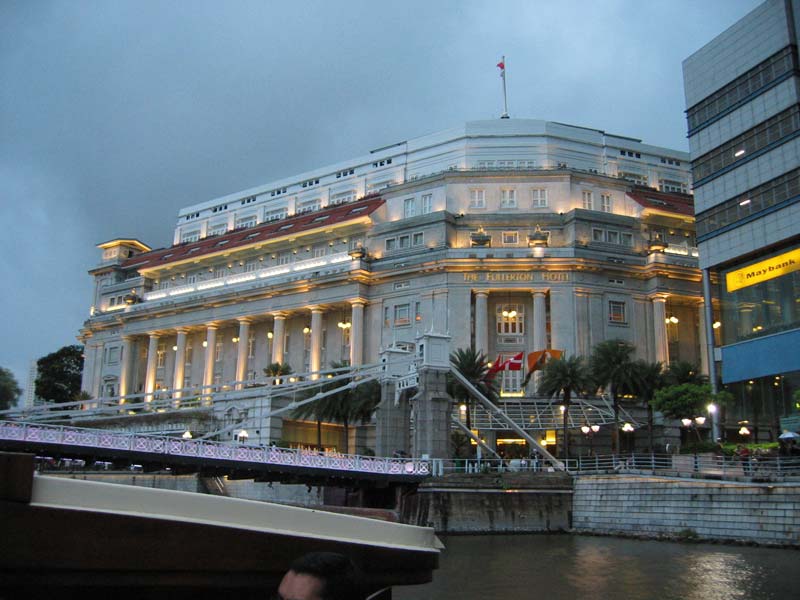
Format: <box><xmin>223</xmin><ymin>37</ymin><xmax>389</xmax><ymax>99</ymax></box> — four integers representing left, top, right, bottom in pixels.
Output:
<box><xmin>572</xmin><ymin>475</ymin><xmax>800</xmax><ymax>546</ymax></box>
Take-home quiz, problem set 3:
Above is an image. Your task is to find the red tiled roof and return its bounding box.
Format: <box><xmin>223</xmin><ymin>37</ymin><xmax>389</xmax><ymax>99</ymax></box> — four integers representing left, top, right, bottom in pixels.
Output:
<box><xmin>626</xmin><ymin>187</ymin><xmax>695</xmax><ymax>217</ymax></box>
<box><xmin>123</xmin><ymin>196</ymin><xmax>384</xmax><ymax>272</ymax></box>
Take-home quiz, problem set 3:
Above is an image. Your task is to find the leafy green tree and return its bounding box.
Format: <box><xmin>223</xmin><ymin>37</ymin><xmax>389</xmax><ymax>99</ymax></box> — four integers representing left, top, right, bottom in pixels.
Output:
<box><xmin>651</xmin><ymin>383</ymin><xmax>712</xmax><ymax>421</ymax></box>
<box><xmin>538</xmin><ymin>355</ymin><xmax>593</xmax><ymax>459</ymax></box>
<box><xmin>665</xmin><ymin>360</ymin><xmax>708</xmax><ymax>386</ymax></box>
<box><xmin>590</xmin><ymin>339</ymin><xmax>637</xmax><ymax>453</ymax></box>
<box><xmin>35</xmin><ymin>345</ymin><xmax>84</xmax><ymax>404</ymax></box>
<box><xmin>448</xmin><ymin>348</ymin><xmax>498</xmax><ymax>431</ymax></box>
<box><xmin>0</xmin><ymin>367</ymin><xmax>22</xmax><ymax>411</ymax></box>
<box><xmin>628</xmin><ymin>360</ymin><xmax>665</xmax><ymax>452</ymax></box>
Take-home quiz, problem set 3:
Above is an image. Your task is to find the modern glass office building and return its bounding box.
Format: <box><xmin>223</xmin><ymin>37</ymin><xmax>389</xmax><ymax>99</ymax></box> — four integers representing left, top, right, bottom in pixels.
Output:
<box><xmin>683</xmin><ymin>0</ymin><xmax>800</xmax><ymax>439</ymax></box>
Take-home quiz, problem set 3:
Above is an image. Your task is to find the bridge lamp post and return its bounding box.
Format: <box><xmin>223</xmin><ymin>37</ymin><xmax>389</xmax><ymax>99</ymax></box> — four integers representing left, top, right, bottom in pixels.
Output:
<box><xmin>182</xmin><ymin>430</ymin><xmax>192</xmax><ymax>440</ymax></box>
<box><xmin>580</xmin><ymin>424</ymin><xmax>600</xmax><ymax>456</ymax></box>
<box><xmin>237</xmin><ymin>429</ymin><xmax>249</xmax><ymax>444</ymax></box>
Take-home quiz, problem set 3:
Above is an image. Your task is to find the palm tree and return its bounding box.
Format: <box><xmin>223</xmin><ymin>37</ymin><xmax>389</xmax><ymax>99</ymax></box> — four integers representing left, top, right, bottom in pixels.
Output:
<box><xmin>665</xmin><ymin>360</ymin><xmax>708</xmax><ymax>386</ymax></box>
<box><xmin>291</xmin><ymin>362</ymin><xmax>380</xmax><ymax>453</ymax></box>
<box><xmin>448</xmin><ymin>348</ymin><xmax>498</xmax><ymax>430</ymax></box>
<box><xmin>590</xmin><ymin>339</ymin><xmax>637</xmax><ymax>453</ymax></box>
<box><xmin>263</xmin><ymin>362</ymin><xmax>293</xmax><ymax>383</ymax></box>
<box><xmin>628</xmin><ymin>360</ymin><xmax>665</xmax><ymax>452</ymax></box>
<box><xmin>538</xmin><ymin>355</ymin><xmax>592</xmax><ymax>460</ymax></box>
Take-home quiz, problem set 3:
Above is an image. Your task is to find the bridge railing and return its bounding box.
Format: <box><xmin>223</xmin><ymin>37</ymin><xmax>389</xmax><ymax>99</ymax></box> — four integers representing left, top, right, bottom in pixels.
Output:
<box><xmin>0</xmin><ymin>420</ymin><xmax>430</xmax><ymax>478</ymax></box>
<box><xmin>438</xmin><ymin>453</ymin><xmax>800</xmax><ymax>479</ymax></box>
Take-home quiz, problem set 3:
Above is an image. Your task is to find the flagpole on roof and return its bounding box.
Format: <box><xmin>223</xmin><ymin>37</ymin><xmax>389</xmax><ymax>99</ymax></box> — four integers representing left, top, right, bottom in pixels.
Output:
<box><xmin>498</xmin><ymin>55</ymin><xmax>509</xmax><ymax>119</ymax></box>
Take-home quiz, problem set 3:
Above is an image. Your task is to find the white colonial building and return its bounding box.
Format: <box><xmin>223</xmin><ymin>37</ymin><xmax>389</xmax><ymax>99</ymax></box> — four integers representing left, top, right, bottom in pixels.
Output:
<box><xmin>79</xmin><ymin>118</ymin><xmax>703</xmax><ymax>451</ymax></box>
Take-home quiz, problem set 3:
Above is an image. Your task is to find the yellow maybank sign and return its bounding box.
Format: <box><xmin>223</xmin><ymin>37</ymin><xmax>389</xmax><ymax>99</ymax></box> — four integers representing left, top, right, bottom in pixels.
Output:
<box><xmin>726</xmin><ymin>248</ymin><xmax>800</xmax><ymax>292</ymax></box>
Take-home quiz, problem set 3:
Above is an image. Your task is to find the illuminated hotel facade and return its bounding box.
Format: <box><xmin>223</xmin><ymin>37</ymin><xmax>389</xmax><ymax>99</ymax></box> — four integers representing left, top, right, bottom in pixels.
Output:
<box><xmin>684</xmin><ymin>0</ymin><xmax>800</xmax><ymax>438</ymax></box>
<box><xmin>79</xmin><ymin>118</ymin><xmax>703</xmax><ymax>449</ymax></box>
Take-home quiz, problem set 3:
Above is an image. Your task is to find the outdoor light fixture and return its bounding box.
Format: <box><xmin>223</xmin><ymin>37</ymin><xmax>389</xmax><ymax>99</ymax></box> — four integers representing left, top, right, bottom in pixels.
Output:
<box><xmin>172</xmin><ymin>345</ymin><xmax>178</xmax><ymax>351</ymax></box>
<box><xmin>621</xmin><ymin>423</ymin><xmax>634</xmax><ymax>432</ymax></box>
<box><xmin>232</xmin><ymin>337</ymin><xmax>239</xmax><ymax>343</ymax></box>
<box><xmin>267</xmin><ymin>332</ymin><xmax>274</xmax><ymax>339</ymax></box>
<box><xmin>665</xmin><ymin>315</ymin><xmax>679</xmax><ymax>324</ymax></box>
<box><xmin>337</xmin><ymin>321</ymin><xmax>352</xmax><ymax>329</ymax></box>
<box><xmin>707</xmin><ymin>403</ymin><xmax>717</xmax><ymax>414</ymax></box>
<box><xmin>591</xmin><ymin>424</ymin><xmax>600</xmax><ymax>433</ymax></box>
<box><xmin>681</xmin><ymin>418</ymin><xmax>693</xmax><ymax>427</ymax></box>
<box><xmin>502</xmin><ymin>306</ymin><xmax>517</xmax><ymax>318</ymax></box>
<box><xmin>694</xmin><ymin>416</ymin><xmax>706</xmax><ymax>426</ymax></box>
<box><xmin>303</xmin><ymin>327</ymin><xmax>311</xmax><ymax>334</ymax></box>
<box><xmin>734</xmin><ymin>148</ymin><xmax>746</xmax><ymax>157</ymax></box>
<box><xmin>739</xmin><ymin>198</ymin><xmax>751</xmax><ymax>206</ymax></box>
<box><xmin>581</xmin><ymin>425</ymin><xmax>590</xmax><ymax>434</ymax></box>
<box><xmin>202</xmin><ymin>341</ymin><xmax>208</xmax><ymax>347</ymax></box>
<box><xmin>182</xmin><ymin>431</ymin><xmax>192</xmax><ymax>440</ymax></box>
<box><xmin>712</xmin><ymin>321</ymin><xmax>722</xmax><ymax>329</ymax></box>
<box><xmin>739</xmin><ymin>426</ymin><xmax>751</xmax><ymax>436</ymax></box>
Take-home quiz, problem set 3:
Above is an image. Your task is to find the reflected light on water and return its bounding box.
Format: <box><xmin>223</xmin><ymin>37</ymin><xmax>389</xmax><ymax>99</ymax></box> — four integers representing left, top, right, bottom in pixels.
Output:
<box><xmin>683</xmin><ymin>553</ymin><xmax>753</xmax><ymax>600</ymax></box>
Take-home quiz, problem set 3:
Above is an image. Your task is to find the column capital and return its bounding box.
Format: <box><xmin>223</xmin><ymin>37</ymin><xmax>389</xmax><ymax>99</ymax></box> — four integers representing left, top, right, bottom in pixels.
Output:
<box><xmin>309</xmin><ymin>306</ymin><xmax>325</xmax><ymax>314</ymax></box>
<box><xmin>349</xmin><ymin>298</ymin><xmax>368</xmax><ymax>308</ymax></box>
<box><xmin>271</xmin><ymin>312</ymin><xmax>287</xmax><ymax>320</ymax></box>
<box><xmin>473</xmin><ymin>290</ymin><xmax>489</xmax><ymax>298</ymax></box>
<box><xmin>205</xmin><ymin>322</ymin><xmax>220</xmax><ymax>331</ymax></box>
<box><xmin>147</xmin><ymin>332</ymin><xmax>161</xmax><ymax>340</ymax></box>
<box><xmin>236</xmin><ymin>317</ymin><xmax>252</xmax><ymax>325</ymax></box>
<box><xmin>531</xmin><ymin>289</ymin><xmax>549</xmax><ymax>297</ymax></box>
<box><xmin>650</xmin><ymin>294</ymin><xmax>669</xmax><ymax>304</ymax></box>
<box><xmin>121</xmin><ymin>334</ymin><xmax>136</xmax><ymax>342</ymax></box>
<box><xmin>175</xmin><ymin>327</ymin><xmax>190</xmax><ymax>335</ymax></box>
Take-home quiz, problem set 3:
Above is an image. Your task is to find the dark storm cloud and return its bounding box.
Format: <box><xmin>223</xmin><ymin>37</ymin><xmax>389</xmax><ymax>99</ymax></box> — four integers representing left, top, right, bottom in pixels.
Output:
<box><xmin>0</xmin><ymin>0</ymin><xmax>760</xmax><ymax>395</ymax></box>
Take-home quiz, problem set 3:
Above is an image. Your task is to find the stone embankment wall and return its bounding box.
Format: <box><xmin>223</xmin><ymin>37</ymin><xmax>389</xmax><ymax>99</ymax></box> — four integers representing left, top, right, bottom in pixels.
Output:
<box><xmin>401</xmin><ymin>472</ymin><xmax>573</xmax><ymax>533</ymax></box>
<box><xmin>573</xmin><ymin>475</ymin><xmax>800</xmax><ymax>546</ymax></box>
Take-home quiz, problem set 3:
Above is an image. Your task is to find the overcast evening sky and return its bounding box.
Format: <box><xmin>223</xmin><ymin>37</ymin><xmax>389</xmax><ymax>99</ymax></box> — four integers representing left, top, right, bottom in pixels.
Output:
<box><xmin>0</xmin><ymin>0</ymin><xmax>761</xmax><ymax>399</ymax></box>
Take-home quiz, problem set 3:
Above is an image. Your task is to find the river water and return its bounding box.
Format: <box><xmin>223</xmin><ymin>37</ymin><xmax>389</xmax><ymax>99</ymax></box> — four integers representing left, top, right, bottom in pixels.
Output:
<box><xmin>394</xmin><ymin>534</ymin><xmax>797</xmax><ymax>600</ymax></box>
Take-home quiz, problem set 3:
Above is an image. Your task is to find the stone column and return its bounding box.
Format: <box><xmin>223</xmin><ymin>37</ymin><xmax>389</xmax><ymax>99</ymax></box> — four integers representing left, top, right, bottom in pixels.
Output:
<box><xmin>235</xmin><ymin>318</ymin><xmax>251</xmax><ymax>389</ymax></box>
<box><xmin>350</xmin><ymin>300</ymin><xmax>365</xmax><ymax>366</ymax></box>
<box><xmin>432</xmin><ymin>288</ymin><xmax>448</xmax><ymax>333</ymax></box>
<box><xmin>474</xmin><ymin>291</ymin><xmax>489</xmax><ymax>356</ymax></box>
<box><xmin>310</xmin><ymin>308</ymin><xmax>323</xmax><ymax>377</ymax></box>
<box><xmin>652</xmin><ymin>296</ymin><xmax>669</xmax><ymax>365</ymax></box>
<box><xmin>532</xmin><ymin>291</ymin><xmax>547</xmax><ymax>350</ymax></box>
<box><xmin>144</xmin><ymin>333</ymin><xmax>160</xmax><ymax>402</ymax></box>
<box><xmin>172</xmin><ymin>329</ymin><xmax>188</xmax><ymax>400</ymax></box>
<box><xmin>119</xmin><ymin>335</ymin><xmax>135</xmax><ymax>401</ymax></box>
<box><xmin>413</xmin><ymin>367</ymin><xmax>452</xmax><ymax>459</ymax></box>
<box><xmin>697</xmin><ymin>300</ymin><xmax>709</xmax><ymax>377</ymax></box>
<box><xmin>202</xmin><ymin>325</ymin><xmax>218</xmax><ymax>397</ymax></box>
<box><xmin>549</xmin><ymin>288</ymin><xmax>576</xmax><ymax>358</ymax></box>
<box><xmin>271</xmin><ymin>313</ymin><xmax>286</xmax><ymax>365</ymax></box>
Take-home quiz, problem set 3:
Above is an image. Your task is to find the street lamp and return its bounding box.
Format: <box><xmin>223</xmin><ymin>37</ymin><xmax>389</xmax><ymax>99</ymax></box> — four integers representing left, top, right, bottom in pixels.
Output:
<box><xmin>580</xmin><ymin>424</ymin><xmax>600</xmax><ymax>456</ymax></box>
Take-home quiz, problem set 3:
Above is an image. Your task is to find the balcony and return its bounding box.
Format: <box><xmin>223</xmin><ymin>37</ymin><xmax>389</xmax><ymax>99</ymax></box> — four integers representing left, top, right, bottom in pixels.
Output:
<box><xmin>137</xmin><ymin>252</ymin><xmax>354</xmax><ymax>307</ymax></box>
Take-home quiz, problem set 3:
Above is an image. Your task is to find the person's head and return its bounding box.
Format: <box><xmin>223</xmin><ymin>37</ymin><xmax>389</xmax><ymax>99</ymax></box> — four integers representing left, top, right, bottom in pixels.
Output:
<box><xmin>276</xmin><ymin>552</ymin><xmax>362</xmax><ymax>600</ymax></box>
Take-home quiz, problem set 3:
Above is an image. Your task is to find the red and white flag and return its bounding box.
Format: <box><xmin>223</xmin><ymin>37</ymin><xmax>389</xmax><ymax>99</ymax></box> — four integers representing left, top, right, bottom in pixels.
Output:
<box><xmin>487</xmin><ymin>355</ymin><xmax>506</xmax><ymax>377</ymax></box>
<box><xmin>497</xmin><ymin>59</ymin><xmax>505</xmax><ymax>78</ymax></box>
<box><xmin>505</xmin><ymin>352</ymin><xmax>524</xmax><ymax>371</ymax></box>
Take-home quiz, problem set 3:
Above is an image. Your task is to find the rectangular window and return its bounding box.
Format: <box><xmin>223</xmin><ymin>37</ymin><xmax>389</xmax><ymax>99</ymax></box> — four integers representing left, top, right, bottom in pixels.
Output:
<box><xmin>469</xmin><ymin>189</ymin><xmax>486</xmax><ymax>208</ymax></box>
<box><xmin>244</xmin><ymin>260</ymin><xmax>258</xmax><ymax>272</ymax></box>
<box><xmin>412</xmin><ymin>232</ymin><xmax>424</xmax><ymax>246</ymax></box>
<box><xmin>213</xmin><ymin>267</ymin><xmax>226</xmax><ymax>279</ymax></box>
<box><xmin>415</xmin><ymin>301</ymin><xmax>422</xmax><ymax>322</ymax></box>
<box><xmin>284</xmin><ymin>334</ymin><xmax>290</xmax><ymax>357</ymax></box>
<box><xmin>600</xmin><ymin>194</ymin><xmax>612</xmax><ymax>213</ymax></box>
<box><xmin>385</xmin><ymin>238</ymin><xmax>397</xmax><ymax>252</ymax></box>
<box><xmin>208</xmin><ymin>224</ymin><xmax>228</xmax><ymax>237</ymax></box>
<box><xmin>531</xmin><ymin>189</ymin><xmax>548</xmax><ymax>208</ymax></box>
<box><xmin>582</xmin><ymin>191</ymin><xmax>593</xmax><ymax>210</ymax></box>
<box><xmin>620</xmin><ymin>233</ymin><xmax>633</xmax><ymax>247</ymax></box>
<box><xmin>312</xmin><ymin>247</ymin><xmax>326</xmax><ymax>258</ymax></box>
<box><xmin>247</xmin><ymin>335</ymin><xmax>255</xmax><ymax>359</ymax></box>
<box><xmin>606</xmin><ymin>230</ymin><xmax>619</xmax><ymax>244</ymax></box>
<box><xmin>297</xmin><ymin>199</ymin><xmax>321</xmax><ymax>214</ymax></box>
<box><xmin>342</xmin><ymin>325</ymin><xmax>351</xmax><ymax>349</ymax></box>
<box><xmin>215</xmin><ymin>341</ymin><xmax>223</xmax><ymax>362</ymax></box>
<box><xmin>264</xmin><ymin>207</ymin><xmax>288</xmax><ymax>222</ymax></box>
<box><xmin>185</xmin><ymin>342</ymin><xmax>193</xmax><ymax>367</ymax></box>
<box><xmin>156</xmin><ymin>343</ymin><xmax>166</xmax><ymax>368</ymax></box>
<box><xmin>235</xmin><ymin>215</ymin><xmax>257</xmax><ymax>229</ymax></box>
<box><xmin>106</xmin><ymin>347</ymin><xmax>120</xmax><ymax>365</ymax></box>
<box><xmin>592</xmin><ymin>228</ymin><xmax>605</xmax><ymax>242</ymax></box>
<box><xmin>608</xmin><ymin>301</ymin><xmax>627</xmax><ymax>324</ymax></box>
<box><xmin>394</xmin><ymin>304</ymin><xmax>410</xmax><ymax>327</ymax></box>
<box><xmin>277</xmin><ymin>252</ymin><xmax>291</xmax><ymax>265</ymax></box>
<box><xmin>398</xmin><ymin>235</ymin><xmax>410</xmax><ymax>249</ymax></box>
<box><xmin>496</xmin><ymin>304</ymin><xmax>525</xmax><ymax>335</ymax></box>
<box><xmin>181</xmin><ymin>230</ymin><xmax>201</xmax><ymax>243</ymax></box>
<box><xmin>500</xmin><ymin>189</ymin><xmax>517</xmax><ymax>208</ymax></box>
<box><xmin>499</xmin><ymin>352</ymin><xmax>523</xmax><ymax>394</ymax></box>
<box><xmin>421</xmin><ymin>194</ymin><xmax>433</xmax><ymax>214</ymax></box>
<box><xmin>403</xmin><ymin>197</ymin><xmax>416</xmax><ymax>218</ymax></box>
<box><xmin>502</xmin><ymin>231</ymin><xmax>519</xmax><ymax>246</ymax></box>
